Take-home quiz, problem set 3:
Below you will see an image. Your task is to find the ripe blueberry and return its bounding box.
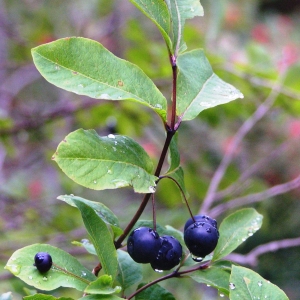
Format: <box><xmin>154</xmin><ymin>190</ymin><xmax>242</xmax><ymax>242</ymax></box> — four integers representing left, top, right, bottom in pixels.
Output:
<box><xmin>184</xmin><ymin>221</ymin><xmax>219</xmax><ymax>259</ymax></box>
<box><xmin>127</xmin><ymin>227</ymin><xmax>160</xmax><ymax>264</ymax></box>
<box><xmin>184</xmin><ymin>214</ymin><xmax>217</xmax><ymax>232</ymax></box>
<box><xmin>34</xmin><ymin>252</ymin><xmax>52</xmax><ymax>273</ymax></box>
<box><xmin>150</xmin><ymin>235</ymin><xmax>182</xmax><ymax>271</ymax></box>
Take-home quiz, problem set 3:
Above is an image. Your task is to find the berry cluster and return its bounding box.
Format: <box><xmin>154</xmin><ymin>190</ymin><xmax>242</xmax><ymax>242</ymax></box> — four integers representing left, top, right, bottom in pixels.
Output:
<box><xmin>127</xmin><ymin>227</ymin><xmax>182</xmax><ymax>271</ymax></box>
<box><xmin>127</xmin><ymin>215</ymin><xmax>219</xmax><ymax>270</ymax></box>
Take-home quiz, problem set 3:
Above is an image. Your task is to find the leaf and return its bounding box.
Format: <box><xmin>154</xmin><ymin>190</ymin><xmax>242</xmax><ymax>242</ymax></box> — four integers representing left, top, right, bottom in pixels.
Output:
<box><xmin>73</xmin><ymin>200</ymin><xmax>118</xmax><ymax>281</ymax></box>
<box><xmin>31</xmin><ymin>37</ymin><xmax>167</xmax><ymax>121</ymax></box>
<box><xmin>230</xmin><ymin>266</ymin><xmax>289</xmax><ymax>300</ymax></box>
<box><xmin>58</xmin><ymin>194</ymin><xmax>123</xmax><ymax>238</ymax></box>
<box><xmin>4</xmin><ymin>244</ymin><xmax>96</xmax><ymax>292</ymax></box>
<box><xmin>52</xmin><ymin>129</ymin><xmax>158</xmax><ymax>193</ymax></box>
<box><xmin>189</xmin><ymin>261</ymin><xmax>233</xmax><ymax>297</ymax></box>
<box><xmin>72</xmin><ymin>239</ymin><xmax>97</xmax><ymax>256</ymax></box>
<box><xmin>176</xmin><ymin>49</ymin><xmax>244</xmax><ymax>121</ymax></box>
<box><xmin>78</xmin><ymin>295</ymin><xmax>123</xmax><ymax>300</ymax></box>
<box><xmin>165</xmin><ymin>134</ymin><xmax>188</xmax><ymax>199</ymax></box>
<box><xmin>129</xmin><ymin>0</ymin><xmax>172</xmax><ymax>51</ymax></box>
<box><xmin>136</xmin><ymin>283</ymin><xmax>176</xmax><ymax>300</ymax></box>
<box><xmin>85</xmin><ymin>275</ymin><xmax>122</xmax><ymax>295</ymax></box>
<box><xmin>116</xmin><ymin>250</ymin><xmax>143</xmax><ymax>291</ymax></box>
<box><xmin>212</xmin><ymin>208</ymin><xmax>263</xmax><ymax>261</ymax></box>
<box><xmin>24</xmin><ymin>295</ymin><xmax>73</xmax><ymax>300</ymax></box>
<box><xmin>165</xmin><ymin>0</ymin><xmax>204</xmax><ymax>54</ymax></box>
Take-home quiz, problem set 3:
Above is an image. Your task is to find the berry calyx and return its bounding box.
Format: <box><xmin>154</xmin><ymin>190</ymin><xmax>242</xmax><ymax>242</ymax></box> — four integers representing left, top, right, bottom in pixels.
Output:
<box><xmin>34</xmin><ymin>252</ymin><xmax>52</xmax><ymax>273</ymax></box>
<box><xmin>127</xmin><ymin>227</ymin><xmax>161</xmax><ymax>264</ymax></box>
<box><xmin>184</xmin><ymin>222</ymin><xmax>219</xmax><ymax>260</ymax></box>
<box><xmin>184</xmin><ymin>214</ymin><xmax>217</xmax><ymax>232</ymax></box>
<box><xmin>150</xmin><ymin>235</ymin><xmax>182</xmax><ymax>271</ymax></box>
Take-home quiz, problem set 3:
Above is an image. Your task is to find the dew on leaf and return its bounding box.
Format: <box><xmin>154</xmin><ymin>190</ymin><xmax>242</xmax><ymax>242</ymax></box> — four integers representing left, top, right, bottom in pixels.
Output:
<box><xmin>258</xmin><ymin>281</ymin><xmax>263</xmax><ymax>287</ymax></box>
<box><xmin>28</xmin><ymin>276</ymin><xmax>33</xmax><ymax>280</ymax></box>
<box><xmin>229</xmin><ymin>282</ymin><xmax>236</xmax><ymax>290</ymax></box>
<box><xmin>78</xmin><ymin>84</ymin><xmax>84</xmax><ymax>88</ymax></box>
<box><xmin>81</xmin><ymin>271</ymin><xmax>87</xmax><ymax>277</ymax></box>
<box><xmin>154</xmin><ymin>269</ymin><xmax>163</xmax><ymax>273</ymax></box>
<box><xmin>220</xmin><ymin>293</ymin><xmax>224</xmax><ymax>298</ymax></box>
<box><xmin>43</xmin><ymin>277</ymin><xmax>48</xmax><ymax>281</ymax></box>
<box><xmin>108</xmin><ymin>134</ymin><xmax>115</xmax><ymax>139</ymax></box>
<box><xmin>149</xmin><ymin>186</ymin><xmax>156</xmax><ymax>193</ymax></box>
<box><xmin>8</xmin><ymin>264</ymin><xmax>21</xmax><ymax>275</ymax></box>
<box><xmin>93</xmin><ymin>180</ymin><xmax>97</xmax><ymax>184</ymax></box>
<box><xmin>55</xmin><ymin>65</ymin><xmax>60</xmax><ymax>70</ymax></box>
<box><xmin>155</xmin><ymin>104</ymin><xmax>162</xmax><ymax>109</ymax></box>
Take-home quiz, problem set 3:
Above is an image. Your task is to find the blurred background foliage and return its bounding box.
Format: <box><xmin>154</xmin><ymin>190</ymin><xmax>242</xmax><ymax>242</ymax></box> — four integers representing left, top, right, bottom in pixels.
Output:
<box><xmin>1</xmin><ymin>0</ymin><xmax>300</xmax><ymax>299</ymax></box>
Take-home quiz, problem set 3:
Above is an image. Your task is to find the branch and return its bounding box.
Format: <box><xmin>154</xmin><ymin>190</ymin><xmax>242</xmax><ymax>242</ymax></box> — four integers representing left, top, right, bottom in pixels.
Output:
<box><xmin>210</xmin><ymin>174</ymin><xmax>300</xmax><ymax>218</ymax></box>
<box><xmin>226</xmin><ymin>237</ymin><xmax>300</xmax><ymax>267</ymax></box>
<box><xmin>200</xmin><ymin>74</ymin><xmax>286</xmax><ymax>214</ymax></box>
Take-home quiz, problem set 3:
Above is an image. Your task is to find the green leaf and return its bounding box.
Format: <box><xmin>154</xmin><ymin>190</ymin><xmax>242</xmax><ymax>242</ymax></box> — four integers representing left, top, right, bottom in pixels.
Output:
<box><xmin>4</xmin><ymin>244</ymin><xmax>96</xmax><ymax>292</ymax></box>
<box><xmin>189</xmin><ymin>261</ymin><xmax>233</xmax><ymax>297</ymax></box>
<box><xmin>58</xmin><ymin>194</ymin><xmax>123</xmax><ymax>238</ymax></box>
<box><xmin>52</xmin><ymin>129</ymin><xmax>158</xmax><ymax>193</ymax></box>
<box><xmin>72</xmin><ymin>239</ymin><xmax>97</xmax><ymax>256</ymax></box>
<box><xmin>116</xmin><ymin>250</ymin><xmax>143</xmax><ymax>291</ymax></box>
<box><xmin>24</xmin><ymin>295</ymin><xmax>73</xmax><ymax>300</ymax></box>
<box><xmin>176</xmin><ymin>49</ymin><xmax>244</xmax><ymax>121</ymax></box>
<box><xmin>78</xmin><ymin>295</ymin><xmax>123</xmax><ymax>300</ymax></box>
<box><xmin>164</xmin><ymin>134</ymin><xmax>188</xmax><ymax>200</ymax></box>
<box><xmin>230</xmin><ymin>266</ymin><xmax>289</xmax><ymax>300</ymax></box>
<box><xmin>31</xmin><ymin>37</ymin><xmax>167</xmax><ymax>121</ymax></box>
<box><xmin>165</xmin><ymin>0</ymin><xmax>204</xmax><ymax>54</ymax></box>
<box><xmin>85</xmin><ymin>275</ymin><xmax>122</xmax><ymax>295</ymax></box>
<box><xmin>73</xmin><ymin>200</ymin><xmax>118</xmax><ymax>280</ymax></box>
<box><xmin>136</xmin><ymin>283</ymin><xmax>176</xmax><ymax>300</ymax></box>
<box><xmin>212</xmin><ymin>208</ymin><xmax>263</xmax><ymax>261</ymax></box>
<box><xmin>129</xmin><ymin>0</ymin><xmax>172</xmax><ymax>51</ymax></box>
<box><xmin>0</xmin><ymin>292</ymin><xmax>13</xmax><ymax>300</ymax></box>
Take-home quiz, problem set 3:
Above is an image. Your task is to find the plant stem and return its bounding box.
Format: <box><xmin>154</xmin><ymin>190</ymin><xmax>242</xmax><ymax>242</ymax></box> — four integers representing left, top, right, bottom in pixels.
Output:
<box><xmin>115</xmin><ymin>129</ymin><xmax>176</xmax><ymax>248</ymax></box>
<box><xmin>170</xmin><ymin>54</ymin><xmax>178</xmax><ymax>131</ymax></box>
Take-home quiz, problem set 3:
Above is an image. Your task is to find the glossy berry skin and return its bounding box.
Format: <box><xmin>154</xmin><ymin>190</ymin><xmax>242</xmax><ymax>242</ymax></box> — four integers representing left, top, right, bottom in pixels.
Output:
<box><xmin>34</xmin><ymin>252</ymin><xmax>52</xmax><ymax>273</ymax></box>
<box><xmin>127</xmin><ymin>227</ymin><xmax>160</xmax><ymax>264</ymax></box>
<box><xmin>184</xmin><ymin>222</ymin><xmax>219</xmax><ymax>259</ymax></box>
<box><xmin>184</xmin><ymin>214</ymin><xmax>217</xmax><ymax>232</ymax></box>
<box><xmin>150</xmin><ymin>235</ymin><xmax>182</xmax><ymax>271</ymax></box>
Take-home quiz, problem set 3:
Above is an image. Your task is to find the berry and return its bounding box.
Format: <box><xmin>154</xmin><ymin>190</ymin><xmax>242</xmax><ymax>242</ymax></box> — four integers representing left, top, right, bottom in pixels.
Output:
<box><xmin>34</xmin><ymin>252</ymin><xmax>52</xmax><ymax>273</ymax></box>
<box><xmin>184</xmin><ymin>222</ymin><xmax>219</xmax><ymax>259</ymax></box>
<box><xmin>127</xmin><ymin>227</ymin><xmax>161</xmax><ymax>264</ymax></box>
<box><xmin>150</xmin><ymin>235</ymin><xmax>182</xmax><ymax>271</ymax></box>
<box><xmin>184</xmin><ymin>214</ymin><xmax>217</xmax><ymax>231</ymax></box>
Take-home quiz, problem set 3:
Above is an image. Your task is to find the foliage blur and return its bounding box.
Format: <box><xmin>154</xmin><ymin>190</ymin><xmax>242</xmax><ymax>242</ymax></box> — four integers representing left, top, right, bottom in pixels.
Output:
<box><xmin>1</xmin><ymin>0</ymin><xmax>300</xmax><ymax>299</ymax></box>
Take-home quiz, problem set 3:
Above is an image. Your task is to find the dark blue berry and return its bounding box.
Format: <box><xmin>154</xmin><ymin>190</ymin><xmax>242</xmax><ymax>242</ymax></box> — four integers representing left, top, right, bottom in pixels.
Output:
<box><xmin>127</xmin><ymin>227</ymin><xmax>161</xmax><ymax>264</ymax></box>
<box><xmin>150</xmin><ymin>235</ymin><xmax>182</xmax><ymax>271</ymax></box>
<box><xmin>184</xmin><ymin>222</ymin><xmax>219</xmax><ymax>259</ymax></box>
<box><xmin>34</xmin><ymin>252</ymin><xmax>52</xmax><ymax>273</ymax></box>
<box><xmin>184</xmin><ymin>214</ymin><xmax>217</xmax><ymax>231</ymax></box>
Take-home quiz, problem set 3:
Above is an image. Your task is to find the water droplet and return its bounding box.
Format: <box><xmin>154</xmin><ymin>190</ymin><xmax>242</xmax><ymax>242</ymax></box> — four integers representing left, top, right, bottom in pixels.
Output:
<box><xmin>28</xmin><ymin>276</ymin><xmax>33</xmax><ymax>280</ymax></box>
<box><xmin>81</xmin><ymin>271</ymin><xmax>87</xmax><ymax>277</ymax></box>
<box><xmin>190</xmin><ymin>7</ymin><xmax>195</xmax><ymax>12</ymax></box>
<box><xmin>154</xmin><ymin>269</ymin><xmax>164</xmax><ymax>273</ymax></box>
<box><xmin>229</xmin><ymin>282</ymin><xmax>236</xmax><ymax>290</ymax></box>
<box><xmin>248</xmin><ymin>231</ymin><xmax>254</xmax><ymax>237</ymax></box>
<box><xmin>93</xmin><ymin>180</ymin><xmax>97</xmax><ymax>184</ymax></box>
<box><xmin>149</xmin><ymin>186</ymin><xmax>156</xmax><ymax>193</ymax></box>
<box><xmin>78</xmin><ymin>84</ymin><xmax>84</xmax><ymax>88</ymax></box>
<box><xmin>242</xmin><ymin>237</ymin><xmax>246</xmax><ymax>242</ymax></box>
<box><xmin>107</xmin><ymin>169</ymin><xmax>112</xmax><ymax>174</ymax></box>
<box><xmin>8</xmin><ymin>264</ymin><xmax>21</xmax><ymax>275</ymax></box>
<box><xmin>220</xmin><ymin>293</ymin><xmax>224</xmax><ymax>298</ymax></box>
<box><xmin>207</xmin><ymin>284</ymin><xmax>211</xmax><ymax>287</ymax></box>
<box><xmin>108</xmin><ymin>134</ymin><xmax>115</xmax><ymax>139</ymax></box>
<box><xmin>191</xmin><ymin>255</ymin><xmax>203</xmax><ymax>262</ymax></box>
<box><xmin>55</xmin><ymin>65</ymin><xmax>60</xmax><ymax>70</ymax></box>
<box><xmin>258</xmin><ymin>281</ymin><xmax>263</xmax><ymax>287</ymax></box>
<box><xmin>155</xmin><ymin>104</ymin><xmax>162</xmax><ymax>109</ymax></box>
<box><xmin>43</xmin><ymin>277</ymin><xmax>48</xmax><ymax>281</ymax></box>
<box><xmin>70</xmin><ymin>194</ymin><xmax>74</xmax><ymax>196</ymax></box>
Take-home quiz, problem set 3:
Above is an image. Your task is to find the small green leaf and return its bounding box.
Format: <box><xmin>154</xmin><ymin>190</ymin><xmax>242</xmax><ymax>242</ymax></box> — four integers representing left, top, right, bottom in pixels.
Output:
<box><xmin>78</xmin><ymin>295</ymin><xmax>123</xmax><ymax>300</ymax></box>
<box><xmin>189</xmin><ymin>261</ymin><xmax>233</xmax><ymax>297</ymax></box>
<box><xmin>230</xmin><ymin>266</ymin><xmax>289</xmax><ymax>300</ymax></box>
<box><xmin>72</xmin><ymin>239</ymin><xmax>97</xmax><ymax>256</ymax></box>
<box><xmin>85</xmin><ymin>275</ymin><xmax>122</xmax><ymax>295</ymax></box>
<box><xmin>136</xmin><ymin>283</ymin><xmax>176</xmax><ymax>300</ymax></box>
<box><xmin>165</xmin><ymin>0</ymin><xmax>203</xmax><ymax>54</ymax></box>
<box><xmin>129</xmin><ymin>0</ymin><xmax>172</xmax><ymax>51</ymax></box>
<box><xmin>32</xmin><ymin>37</ymin><xmax>167</xmax><ymax>121</ymax></box>
<box><xmin>58</xmin><ymin>194</ymin><xmax>123</xmax><ymax>238</ymax></box>
<box><xmin>53</xmin><ymin>129</ymin><xmax>158</xmax><ymax>193</ymax></box>
<box><xmin>176</xmin><ymin>49</ymin><xmax>244</xmax><ymax>121</ymax></box>
<box><xmin>212</xmin><ymin>208</ymin><xmax>263</xmax><ymax>261</ymax></box>
<box><xmin>5</xmin><ymin>244</ymin><xmax>96</xmax><ymax>292</ymax></box>
<box><xmin>24</xmin><ymin>295</ymin><xmax>73</xmax><ymax>300</ymax></box>
<box><xmin>73</xmin><ymin>200</ymin><xmax>118</xmax><ymax>281</ymax></box>
<box><xmin>116</xmin><ymin>250</ymin><xmax>143</xmax><ymax>291</ymax></box>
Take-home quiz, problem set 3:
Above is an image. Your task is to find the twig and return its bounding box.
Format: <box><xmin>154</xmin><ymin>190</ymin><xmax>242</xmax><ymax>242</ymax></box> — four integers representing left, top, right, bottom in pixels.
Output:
<box><xmin>226</xmin><ymin>237</ymin><xmax>300</xmax><ymax>267</ymax></box>
<box><xmin>210</xmin><ymin>174</ymin><xmax>300</xmax><ymax>218</ymax></box>
<box><xmin>200</xmin><ymin>74</ymin><xmax>286</xmax><ymax>214</ymax></box>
